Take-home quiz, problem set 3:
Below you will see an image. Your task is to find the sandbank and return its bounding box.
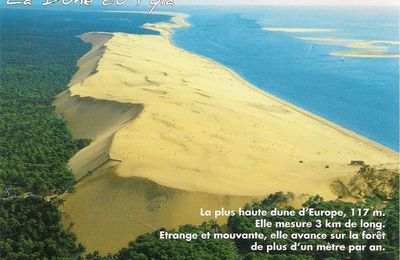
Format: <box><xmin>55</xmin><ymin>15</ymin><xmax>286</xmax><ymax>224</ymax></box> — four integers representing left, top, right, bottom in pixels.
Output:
<box><xmin>299</xmin><ymin>37</ymin><xmax>400</xmax><ymax>58</ymax></box>
<box><xmin>263</xmin><ymin>27</ymin><xmax>333</xmax><ymax>33</ymax></box>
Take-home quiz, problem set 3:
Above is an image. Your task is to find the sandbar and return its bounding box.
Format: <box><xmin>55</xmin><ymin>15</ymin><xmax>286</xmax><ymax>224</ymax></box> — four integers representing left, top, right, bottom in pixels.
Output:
<box><xmin>263</xmin><ymin>27</ymin><xmax>333</xmax><ymax>33</ymax></box>
<box><xmin>299</xmin><ymin>37</ymin><xmax>400</xmax><ymax>58</ymax></box>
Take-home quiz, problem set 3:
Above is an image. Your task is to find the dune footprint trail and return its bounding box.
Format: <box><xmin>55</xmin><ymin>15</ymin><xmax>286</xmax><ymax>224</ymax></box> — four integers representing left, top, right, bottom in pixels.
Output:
<box><xmin>55</xmin><ymin>14</ymin><xmax>398</xmax><ymax>254</ymax></box>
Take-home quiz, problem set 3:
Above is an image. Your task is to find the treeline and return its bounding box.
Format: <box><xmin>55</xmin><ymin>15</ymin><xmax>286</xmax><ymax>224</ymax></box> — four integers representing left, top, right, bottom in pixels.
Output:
<box><xmin>0</xmin><ymin>9</ymin><xmax>168</xmax><ymax>259</ymax></box>
<box><xmin>82</xmin><ymin>192</ymin><xmax>399</xmax><ymax>260</ymax></box>
<box><xmin>230</xmin><ymin>192</ymin><xmax>399</xmax><ymax>260</ymax></box>
<box><xmin>86</xmin><ymin>222</ymin><xmax>237</xmax><ymax>260</ymax></box>
<box><xmin>0</xmin><ymin>10</ymin><xmax>91</xmax><ymax>259</ymax></box>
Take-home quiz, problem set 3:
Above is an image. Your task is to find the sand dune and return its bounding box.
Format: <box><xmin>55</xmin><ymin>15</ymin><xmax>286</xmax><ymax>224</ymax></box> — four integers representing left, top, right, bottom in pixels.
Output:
<box><xmin>55</xmin><ymin>90</ymin><xmax>142</xmax><ymax>180</ymax></box>
<box><xmin>56</xmin><ymin>33</ymin><xmax>143</xmax><ymax>181</ymax></box>
<box><xmin>56</xmin><ymin>13</ymin><xmax>398</xmax><ymax>254</ymax></box>
<box><xmin>61</xmin><ymin>167</ymin><xmax>252</xmax><ymax>253</ymax></box>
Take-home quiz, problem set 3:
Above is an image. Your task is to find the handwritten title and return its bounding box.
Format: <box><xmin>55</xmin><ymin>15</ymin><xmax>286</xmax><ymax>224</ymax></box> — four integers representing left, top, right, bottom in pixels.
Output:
<box><xmin>5</xmin><ymin>0</ymin><xmax>175</xmax><ymax>14</ymax></box>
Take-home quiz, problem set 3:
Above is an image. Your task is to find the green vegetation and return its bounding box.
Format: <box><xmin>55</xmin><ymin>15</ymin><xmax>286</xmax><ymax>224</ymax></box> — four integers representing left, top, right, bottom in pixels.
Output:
<box><xmin>81</xmin><ymin>191</ymin><xmax>398</xmax><ymax>260</ymax></box>
<box><xmin>86</xmin><ymin>222</ymin><xmax>237</xmax><ymax>260</ymax></box>
<box><xmin>0</xmin><ymin>9</ymin><xmax>398</xmax><ymax>260</ymax></box>
<box><xmin>347</xmin><ymin>166</ymin><xmax>399</xmax><ymax>200</ymax></box>
<box><xmin>228</xmin><ymin>192</ymin><xmax>399</xmax><ymax>260</ymax></box>
<box><xmin>0</xmin><ymin>9</ymin><xmax>90</xmax><ymax>259</ymax></box>
<box><xmin>0</xmin><ymin>9</ymin><xmax>169</xmax><ymax>259</ymax></box>
<box><xmin>0</xmin><ymin>21</ymin><xmax>90</xmax><ymax>196</ymax></box>
<box><xmin>0</xmin><ymin>196</ymin><xmax>84</xmax><ymax>259</ymax></box>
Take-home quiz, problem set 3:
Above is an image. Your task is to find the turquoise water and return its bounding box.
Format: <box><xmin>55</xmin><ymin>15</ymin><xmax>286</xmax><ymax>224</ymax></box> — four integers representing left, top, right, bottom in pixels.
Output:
<box><xmin>172</xmin><ymin>7</ymin><xmax>399</xmax><ymax>151</ymax></box>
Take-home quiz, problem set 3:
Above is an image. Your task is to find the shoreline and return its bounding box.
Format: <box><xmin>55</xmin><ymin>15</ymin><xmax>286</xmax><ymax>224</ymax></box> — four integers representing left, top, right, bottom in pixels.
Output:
<box><xmin>74</xmin><ymin>19</ymin><xmax>398</xmax><ymax>154</ymax></box>
<box><xmin>58</xmin><ymin>11</ymin><xmax>398</xmax><ymax>195</ymax></box>
<box><xmin>218</xmin><ymin>61</ymin><xmax>398</xmax><ymax>156</ymax></box>
<box><xmin>144</xmin><ymin>12</ymin><xmax>398</xmax><ymax>155</ymax></box>
<box><xmin>56</xmin><ymin>12</ymin><xmax>398</xmax><ymax>253</ymax></box>
<box><xmin>164</xmin><ymin>15</ymin><xmax>397</xmax><ymax>156</ymax></box>
<box><xmin>174</xmin><ymin>45</ymin><xmax>397</xmax><ymax>158</ymax></box>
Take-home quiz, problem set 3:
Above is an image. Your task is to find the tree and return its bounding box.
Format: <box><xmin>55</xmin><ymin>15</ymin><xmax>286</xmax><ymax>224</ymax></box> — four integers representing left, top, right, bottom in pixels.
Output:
<box><xmin>0</xmin><ymin>196</ymin><xmax>84</xmax><ymax>259</ymax></box>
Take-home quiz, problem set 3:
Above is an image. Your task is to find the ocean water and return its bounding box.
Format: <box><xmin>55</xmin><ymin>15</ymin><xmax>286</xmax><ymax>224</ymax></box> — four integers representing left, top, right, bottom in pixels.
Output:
<box><xmin>172</xmin><ymin>6</ymin><xmax>399</xmax><ymax>151</ymax></box>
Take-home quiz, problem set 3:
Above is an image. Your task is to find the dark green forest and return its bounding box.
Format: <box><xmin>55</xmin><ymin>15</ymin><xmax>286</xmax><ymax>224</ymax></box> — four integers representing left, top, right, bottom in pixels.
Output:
<box><xmin>0</xmin><ymin>8</ymin><xmax>398</xmax><ymax>260</ymax></box>
<box><xmin>0</xmin><ymin>8</ymin><xmax>168</xmax><ymax>259</ymax></box>
<box><xmin>0</xmin><ymin>10</ymin><xmax>91</xmax><ymax>260</ymax></box>
<box><xmin>86</xmin><ymin>222</ymin><xmax>238</xmax><ymax>260</ymax></box>
<box><xmin>0</xmin><ymin>196</ymin><xmax>85</xmax><ymax>259</ymax></box>
<box><xmin>229</xmin><ymin>192</ymin><xmax>399</xmax><ymax>260</ymax></box>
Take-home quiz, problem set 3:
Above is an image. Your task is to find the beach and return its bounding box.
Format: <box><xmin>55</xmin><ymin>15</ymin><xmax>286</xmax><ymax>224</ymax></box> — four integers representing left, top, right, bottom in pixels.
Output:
<box><xmin>55</xmin><ymin>12</ymin><xmax>398</xmax><ymax>253</ymax></box>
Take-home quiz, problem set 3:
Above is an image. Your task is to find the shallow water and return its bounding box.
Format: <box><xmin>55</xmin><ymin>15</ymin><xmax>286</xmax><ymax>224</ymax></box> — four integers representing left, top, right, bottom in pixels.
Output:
<box><xmin>172</xmin><ymin>6</ymin><xmax>399</xmax><ymax>151</ymax></box>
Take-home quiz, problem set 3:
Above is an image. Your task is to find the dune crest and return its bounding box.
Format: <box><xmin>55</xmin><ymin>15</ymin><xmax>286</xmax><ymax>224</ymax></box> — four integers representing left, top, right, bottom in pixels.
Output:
<box><xmin>56</xmin><ymin>14</ymin><xmax>398</xmax><ymax>253</ymax></box>
<box><xmin>55</xmin><ymin>33</ymin><xmax>143</xmax><ymax>181</ymax></box>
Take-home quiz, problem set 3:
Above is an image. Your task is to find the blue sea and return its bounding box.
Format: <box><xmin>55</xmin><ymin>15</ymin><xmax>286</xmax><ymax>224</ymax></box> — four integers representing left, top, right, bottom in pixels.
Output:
<box><xmin>171</xmin><ymin>6</ymin><xmax>399</xmax><ymax>151</ymax></box>
<box><xmin>1</xmin><ymin>5</ymin><xmax>398</xmax><ymax>151</ymax></box>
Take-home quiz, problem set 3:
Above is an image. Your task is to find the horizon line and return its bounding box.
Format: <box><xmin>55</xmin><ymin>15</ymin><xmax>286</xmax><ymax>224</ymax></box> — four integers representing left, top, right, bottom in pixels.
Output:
<box><xmin>1</xmin><ymin>2</ymin><xmax>399</xmax><ymax>7</ymax></box>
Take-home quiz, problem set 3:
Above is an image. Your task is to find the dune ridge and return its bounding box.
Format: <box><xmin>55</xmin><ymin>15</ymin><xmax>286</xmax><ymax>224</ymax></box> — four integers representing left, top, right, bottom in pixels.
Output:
<box><xmin>56</xmin><ymin>33</ymin><xmax>144</xmax><ymax>181</ymax></box>
<box><xmin>55</xmin><ymin>13</ymin><xmax>398</xmax><ymax>253</ymax></box>
<box><xmin>56</xmin><ymin>15</ymin><xmax>253</xmax><ymax>253</ymax></box>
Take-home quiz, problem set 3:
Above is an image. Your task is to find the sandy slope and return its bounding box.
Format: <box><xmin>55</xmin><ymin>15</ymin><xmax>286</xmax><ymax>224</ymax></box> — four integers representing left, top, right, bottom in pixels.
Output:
<box><xmin>55</xmin><ymin>14</ymin><xmax>398</xmax><ymax>253</ymax></box>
